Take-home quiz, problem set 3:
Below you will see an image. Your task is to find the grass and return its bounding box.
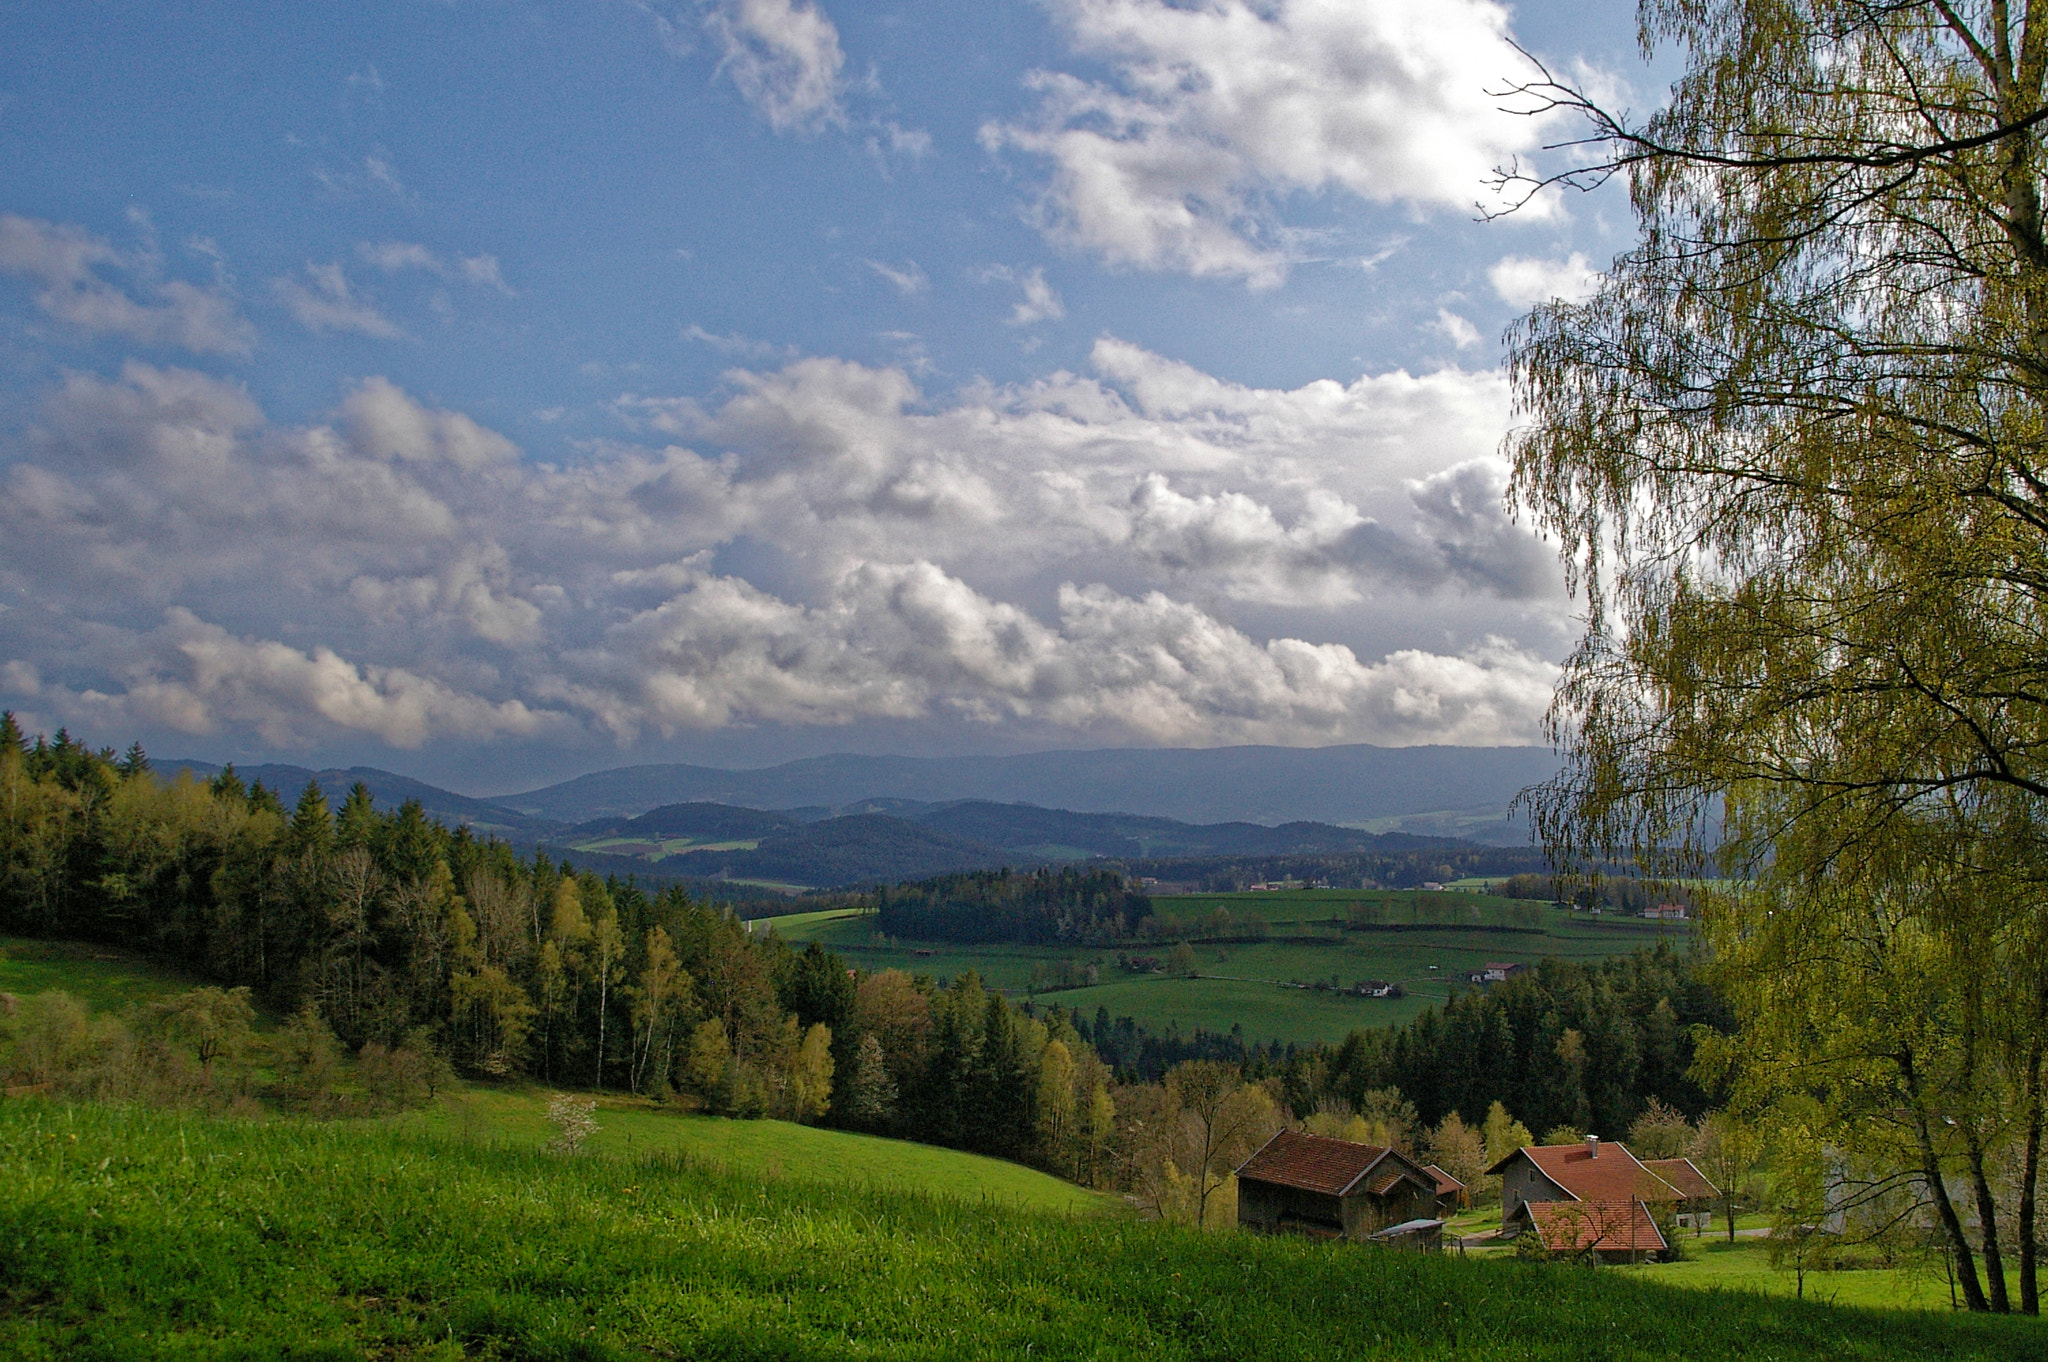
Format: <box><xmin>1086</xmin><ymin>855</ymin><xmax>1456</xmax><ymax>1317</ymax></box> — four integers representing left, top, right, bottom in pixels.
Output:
<box><xmin>1618</xmin><ymin>1235</ymin><xmax>2015</xmax><ymax>1313</ymax></box>
<box><xmin>392</xmin><ymin>1083</ymin><xmax>1106</xmax><ymax>1216</ymax></box>
<box><xmin>772</xmin><ymin>893</ymin><xmax>1692</xmax><ymax>1044</ymax></box>
<box><xmin>0</xmin><ymin>937</ymin><xmax>209</xmax><ymax>1014</ymax></box>
<box><xmin>2</xmin><ymin>1100</ymin><xmax>2037</xmax><ymax>1361</ymax></box>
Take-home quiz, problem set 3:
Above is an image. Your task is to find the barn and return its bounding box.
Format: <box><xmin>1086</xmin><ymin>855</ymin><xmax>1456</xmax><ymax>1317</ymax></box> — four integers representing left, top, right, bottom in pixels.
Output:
<box><xmin>1234</xmin><ymin>1130</ymin><xmax>1440</xmax><ymax>1242</ymax></box>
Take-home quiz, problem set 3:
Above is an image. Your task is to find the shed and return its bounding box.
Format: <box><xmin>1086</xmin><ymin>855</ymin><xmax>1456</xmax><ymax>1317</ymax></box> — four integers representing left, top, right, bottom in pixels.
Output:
<box><xmin>1643</xmin><ymin>1157</ymin><xmax>1720</xmax><ymax>1231</ymax></box>
<box><xmin>1235</xmin><ymin>1130</ymin><xmax>1439</xmax><ymax>1241</ymax></box>
<box><xmin>1422</xmin><ymin>1163</ymin><xmax>1468</xmax><ymax>1217</ymax></box>
<box><xmin>1367</xmin><ymin>1217</ymin><xmax>1444</xmax><ymax>1252</ymax></box>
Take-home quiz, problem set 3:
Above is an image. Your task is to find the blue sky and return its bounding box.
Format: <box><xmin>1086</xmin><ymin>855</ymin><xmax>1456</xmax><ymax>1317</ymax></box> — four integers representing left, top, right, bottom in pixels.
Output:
<box><xmin>0</xmin><ymin>0</ymin><xmax>1655</xmax><ymax>792</ymax></box>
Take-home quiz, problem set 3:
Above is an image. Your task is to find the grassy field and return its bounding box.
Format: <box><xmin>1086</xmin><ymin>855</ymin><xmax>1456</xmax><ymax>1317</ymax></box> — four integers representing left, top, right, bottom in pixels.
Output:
<box><xmin>0</xmin><ymin>936</ymin><xmax>211</xmax><ymax>1014</ymax></box>
<box><xmin>770</xmin><ymin>892</ymin><xmax>1691</xmax><ymax>1044</ymax></box>
<box><xmin>1617</xmin><ymin>1236</ymin><xmax>2012</xmax><ymax>1313</ymax></box>
<box><xmin>3</xmin><ymin>1100</ymin><xmax>2037</xmax><ymax>1361</ymax></box>
<box><xmin>393</xmin><ymin>1083</ymin><xmax>1105</xmax><ymax>1215</ymax></box>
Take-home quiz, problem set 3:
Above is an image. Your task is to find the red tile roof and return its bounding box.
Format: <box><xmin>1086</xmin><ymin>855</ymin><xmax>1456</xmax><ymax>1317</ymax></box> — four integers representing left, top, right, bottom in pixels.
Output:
<box><xmin>1528</xmin><ymin>1198</ymin><xmax>1668</xmax><ymax>1254</ymax></box>
<box><xmin>1484</xmin><ymin>1141</ymin><xmax>1682</xmax><ymax>1204</ymax></box>
<box><xmin>1423</xmin><ymin>1164</ymin><xmax>1465</xmax><ymax>1195</ymax></box>
<box><xmin>1643</xmin><ymin>1158</ymin><xmax>1718</xmax><ymax>1201</ymax></box>
<box><xmin>1236</xmin><ymin>1130</ymin><xmax>1432</xmax><ymax>1197</ymax></box>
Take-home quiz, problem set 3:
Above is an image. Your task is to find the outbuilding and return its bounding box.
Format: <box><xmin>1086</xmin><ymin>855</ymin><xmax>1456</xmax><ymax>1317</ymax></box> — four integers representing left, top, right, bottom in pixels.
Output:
<box><xmin>1235</xmin><ymin>1130</ymin><xmax>1439</xmax><ymax>1242</ymax></box>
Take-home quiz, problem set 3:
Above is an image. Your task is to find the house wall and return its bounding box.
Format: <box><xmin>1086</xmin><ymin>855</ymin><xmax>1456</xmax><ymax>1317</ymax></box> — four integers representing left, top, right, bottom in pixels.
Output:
<box><xmin>1340</xmin><ymin>1181</ymin><xmax>1432</xmax><ymax>1239</ymax></box>
<box><xmin>1499</xmin><ymin>1158</ymin><xmax>1568</xmax><ymax>1225</ymax></box>
<box><xmin>1238</xmin><ymin>1179</ymin><xmax>1343</xmax><ymax>1236</ymax></box>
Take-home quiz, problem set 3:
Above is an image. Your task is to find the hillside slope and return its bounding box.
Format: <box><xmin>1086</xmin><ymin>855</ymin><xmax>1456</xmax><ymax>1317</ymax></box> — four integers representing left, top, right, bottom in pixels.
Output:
<box><xmin>2</xmin><ymin>1101</ymin><xmax>2030</xmax><ymax>1361</ymax></box>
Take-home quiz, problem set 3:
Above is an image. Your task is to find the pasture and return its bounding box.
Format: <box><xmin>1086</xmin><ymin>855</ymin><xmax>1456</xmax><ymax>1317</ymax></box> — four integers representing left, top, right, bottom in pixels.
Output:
<box><xmin>769</xmin><ymin>891</ymin><xmax>1690</xmax><ymax>1044</ymax></box>
<box><xmin>1</xmin><ymin>1099</ymin><xmax>2033</xmax><ymax>1360</ymax></box>
<box><xmin>0</xmin><ymin>936</ymin><xmax>210</xmax><ymax>1014</ymax></box>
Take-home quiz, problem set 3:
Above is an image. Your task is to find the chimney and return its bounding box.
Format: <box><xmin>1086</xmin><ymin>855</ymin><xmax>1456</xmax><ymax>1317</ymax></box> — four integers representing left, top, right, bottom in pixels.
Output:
<box><xmin>1586</xmin><ymin>1135</ymin><xmax>1600</xmax><ymax>1159</ymax></box>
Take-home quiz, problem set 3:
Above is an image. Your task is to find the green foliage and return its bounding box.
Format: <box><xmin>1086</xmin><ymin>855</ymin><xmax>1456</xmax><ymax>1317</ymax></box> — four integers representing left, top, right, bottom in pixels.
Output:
<box><xmin>0</xmin><ymin>1100</ymin><xmax>2031</xmax><ymax>1360</ymax></box>
<box><xmin>876</xmin><ymin>866</ymin><xmax>1152</xmax><ymax>943</ymax></box>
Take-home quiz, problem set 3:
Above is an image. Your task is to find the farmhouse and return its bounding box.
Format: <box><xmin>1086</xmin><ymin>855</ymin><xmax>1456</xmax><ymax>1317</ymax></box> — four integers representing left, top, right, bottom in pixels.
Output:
<box><xmin>1235</xmin><ymin>1130</ymin><xmax>1440</xmax><ymax>1242</ymax></box>
<box><xmin>1466</xmin><ymin>962</ymin><xmax>1525</xmax><ymax>984</ymax></box>
<box><xmin>1357</xmin><ymin>979</ymin><xmax>1396</xmax><ymax>998</ymax></box>
<box><xmin>1525</xmin><ymin>1198</ymin><xmax>1669</xmax><ymax>1264</ymax></box>
<box><xmin>1487</xmin><ymin>1135</ymin><xmax>1686</xmax><ymax>1258</ymax></box>
<box><xmin>1643</xmin><ymin>903</ymin><xmax>1691</xmax><ymax>921</ymax></box>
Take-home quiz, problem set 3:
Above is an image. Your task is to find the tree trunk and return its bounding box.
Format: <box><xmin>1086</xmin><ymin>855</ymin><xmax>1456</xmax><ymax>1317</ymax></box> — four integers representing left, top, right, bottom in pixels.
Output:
<box><xmin>1906</xmin><ymin>1052</ymin><xmax>1989</xmax><ymax>1311</ymax></box>
<box><xmin>1965</xmin><ymin>1135</ymin><xmax>2010</xmax><ymax>1312</ymax></box>
<box><xmin>2021</xmin><ymin>1035</ymin><xmax>2043</xmax><ymax>1316</ymax></box>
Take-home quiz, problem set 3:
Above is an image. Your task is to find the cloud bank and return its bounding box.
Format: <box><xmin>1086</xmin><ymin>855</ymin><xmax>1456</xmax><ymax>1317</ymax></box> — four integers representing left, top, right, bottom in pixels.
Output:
<box><xmin>0</xmin><ymin>340</ymin><xmax>1561</xmax><ymax>753</ymax></box>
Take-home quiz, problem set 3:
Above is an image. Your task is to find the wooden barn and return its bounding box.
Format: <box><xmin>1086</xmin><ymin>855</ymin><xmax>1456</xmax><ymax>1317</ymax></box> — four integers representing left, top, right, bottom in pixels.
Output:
<box><xmin>1235</xmin><ymin>1130</ymin><xmax>1439</xmax><ymax>1241</ymax></box>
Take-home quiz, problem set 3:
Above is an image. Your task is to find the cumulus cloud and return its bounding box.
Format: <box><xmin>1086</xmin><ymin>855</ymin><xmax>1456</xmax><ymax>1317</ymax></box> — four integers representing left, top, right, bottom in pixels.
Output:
<box><xmin>0</xmin><ymin>213</ymin><xmax>254</xmax><ymax>354</ymax></box>
<box><xmin>707</xmin><ymin>0</ymin><xmax>848</xmax><ymax>133</ymax></box>
<box><xmin>59</xmin><ymin>608</ymin><xmax>550</xmax><ymax>749</ymax></box>
<box><xmin>0</xmin><ymin>342</ymin><xmax>1562</xmax><ymax>753</ymax></box>
<box><xmin>1488</xmin><ymin>251</ymin><xmax>1601</xmax><ymax>308</ymax></box>
<box><xmin>274</xmin><ymin>263</ymin><xmax>405</xmax><ymax>338</ymax></box>
<box><xmin>982</xmin><ymin>0</ymin><xmax>1556</xmax><ymax>283</ymax></box>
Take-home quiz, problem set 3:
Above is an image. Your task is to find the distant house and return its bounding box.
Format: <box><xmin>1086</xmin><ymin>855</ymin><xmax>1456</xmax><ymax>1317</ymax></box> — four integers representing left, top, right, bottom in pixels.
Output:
<box><xmin>1643</xmin><ymin>1157</ymin><xmax>1721</xmax><ymax>1232</ymax></box>
<box><xmin>1357</xmin><ymin>979</ymin><xmax>1396</xmax><ymax>998</ymax></box>
<box><xmin>1487</xmin><ymin>1136</ymin><xmax>1686</xmax><ymax>1260</ymax></box>
<box><xmin>1236</xmin><ymin>1130</ymin><xmax>1440</xmax><ymax>1243</ymax></box>
<box><xmin>1422</xmin><ymin>1163</ymin><xmax>1468</xmax><ymax>1217</ymax></box>
<box><xmin>1644</xmin><ymin>903</ymin><xmax>1691</xmax><ymax>921</ymax></box>
<box><xmin>1466</xmin><ymin>962</ymin><xmax>1525</xmax><ymax>985</ymax></box>
<box><xmin>1525</xmin><ymin>1199</ymin><xmax>1668</xmax><ymax>1264</ymax></box>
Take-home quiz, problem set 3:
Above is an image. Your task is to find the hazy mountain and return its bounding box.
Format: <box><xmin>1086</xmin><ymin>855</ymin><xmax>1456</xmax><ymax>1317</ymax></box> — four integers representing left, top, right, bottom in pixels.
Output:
<box><xmin>162</xmin><ymin>760</ymin><xmax>561</xmax><ymax>841</ymax></box>
<box><xmin>496</xmin><ymin>743</ymin><xmax>1558</xmax><ymax>835</ymax></box>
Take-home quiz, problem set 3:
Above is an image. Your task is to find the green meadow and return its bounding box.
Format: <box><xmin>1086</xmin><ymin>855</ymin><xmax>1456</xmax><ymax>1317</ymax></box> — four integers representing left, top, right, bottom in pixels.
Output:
<box><xmin>0</xmin><ymin>937</ymin><xmax>213</xmax><ymax>1015</ymax></box>
<box><xmin>770</xmin><ymin>891</ymin><xmax>1690</xmax><ymax>1044</ymax></box>
<box><xmin>3</xmin><ymin>1099</ymin><xmax>2037</xmax><ymax>1361</ymax></box>
<box><xmin>390</xmin><ymin>1083</ymin><xmax>1105</xmax><ymax>1215</ymax></box>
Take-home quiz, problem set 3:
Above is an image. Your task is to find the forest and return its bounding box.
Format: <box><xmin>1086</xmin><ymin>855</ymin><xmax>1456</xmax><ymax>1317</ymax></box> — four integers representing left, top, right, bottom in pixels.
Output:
<box><xmin>874</xmin><ymin>866</ymin><xmax>1153</xmax><ymax>943</ymax></box>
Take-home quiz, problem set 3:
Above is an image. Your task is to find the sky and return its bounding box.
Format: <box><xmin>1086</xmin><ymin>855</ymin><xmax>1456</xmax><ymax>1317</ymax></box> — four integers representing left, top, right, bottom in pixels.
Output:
<box><xmin>0</xmin><ymin>0</ymin><xmax>1658</xmax><ymax>793</ymax></box>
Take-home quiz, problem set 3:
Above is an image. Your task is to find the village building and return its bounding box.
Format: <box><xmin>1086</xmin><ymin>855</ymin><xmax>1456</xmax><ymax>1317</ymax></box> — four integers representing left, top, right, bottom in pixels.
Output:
<box><xmin>1466</xmin><ymin>962</ymin><xmax>1525</xmax><ymax>985</ymax></box>
<box><xmin>1422</xmin><ymin>1163</ymin><xmax>1468</xmax><ymax>1217</ymax></box>
<box><xmin>1643</xmin><ymin>903</ymin><xmax>1691</xmax><ymax>921</ymax></box>
<box><xmin>1524</xmin><ymin>1199</ymin><xmax>1669</xmax><ymax>1264</ymax></box>
<box><xmin>1235</xmin><ymin>1130</ymin><xmax>1440</xmax><ymax>1243</ymax></box>
<box><xmin>1357</xmin><ymin>979</ymin><xmax>1396</xmax><ymax>998</ymax></box>
<box><xmin>1487</xmin><ymin>1135</ymin><xmax>1692</xmax><ymax>1261</ymax></box>
<box><xmin>1643</xmin><ymin>1157</ymin><xmax>1721</xmax><ymax>1232</ymax></box>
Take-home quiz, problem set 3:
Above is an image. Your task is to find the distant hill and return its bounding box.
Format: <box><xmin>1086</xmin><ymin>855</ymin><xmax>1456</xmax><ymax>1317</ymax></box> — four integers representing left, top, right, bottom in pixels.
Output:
<box><xmin>496</xmin><ymin>743</ymin><xmax>1558</xmax><ymax>835</ymax></box>
<box><xmin>161</xmin><ymin>759</ymin><xmax>560</xmax><ymax>840</ymax></box>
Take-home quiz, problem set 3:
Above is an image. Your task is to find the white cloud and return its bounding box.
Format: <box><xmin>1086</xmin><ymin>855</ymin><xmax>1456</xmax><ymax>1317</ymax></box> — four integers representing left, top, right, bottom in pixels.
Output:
<box><xmin>864</xmin><ymin>258</ymin><xmax>929</xmax><ymax>296</ymax></box>
<box><xmin>359</xmin><ymin>241</ymin><xmax>515</xmax><ymax>295</ymax></box>
<box><xmin>64</xmin><ymin>608</ymin><xmax>550</xmax><ymax>749</ymax></box>
<box><xmin>0</xmin><ymin>213</ymin><xmax>254</xmax><ymax>354</ymax></box>
<box><xmin>274</xmin><ymin>263</ymin><xmax>405</xmax><ymax>339</ymax></box>
<box><xmin>1488</xmin><ymin>251</ymin><xmax>1601</xmax><ymax>308</ymax></box>
<box><xmin>1008</xmin><ymin>267</ymin><xmax>1064</xmax><ymax>326</ymax></box>
<box><xmin>0</xmin><ymin>344</ymin><xmax>1561</xmax><ymax>752</ymax></box>
<box><xmin>707</xmin><ymin>0</ymin><xmax>847</xmax><ymax>134</ymax></box>
<box><xmin>1434</xmin><ymin>308</ymin><xmax>1482</xmax><ymax>350</ymax></box>
<box><xmin>983</xmin><ymin>0</ymin><xmax>1557</xmax><ymax>283</ymax></box>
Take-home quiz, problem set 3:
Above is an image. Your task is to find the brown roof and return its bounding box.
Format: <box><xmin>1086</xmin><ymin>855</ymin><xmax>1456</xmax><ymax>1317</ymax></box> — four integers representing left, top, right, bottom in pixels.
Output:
<box><xmin>1423</xmin><ymin>1163</ymin><xmax>1465</xmax><ymax>1194</ymax></box>
<box><xmin>1484</xmin><ymin>1141</ymin><xmax>1682</xmax><ymax>1203</ymax></box>
<box><xmin>1527</xmin><ymin>1198</ymin><xmax>1668</xmax><ymax>1254</ymax></box>
<box><xmin>1643</xmin><ymin>1157</ymin><xmax>1718</xmax><ymax>1201</ymax></box>
<box><xmin>1236</xmin><ymin>1130</ymin><xmax>1431</xmax><ymax>1197</ymax></box>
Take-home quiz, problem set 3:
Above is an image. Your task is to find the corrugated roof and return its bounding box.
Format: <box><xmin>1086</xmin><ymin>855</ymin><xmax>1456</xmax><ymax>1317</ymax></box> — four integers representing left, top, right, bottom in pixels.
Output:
<box><xmin>1484</xmin><ymin>1141</ymin><xmax>1682</xmax><ymax>1203</ymax></box>
<box><xmin>1237</xmin><ymin>1130</ymin><xmax>1392</xmax><ymax>1195</ymax></box>
<box><xmin>1423</xmin><ymin>1163</ymin><xmax>1465</xmax><ymax>1194</ymax></box>
<box><xmin>1643</xmin><ymin>1157</ymin><xmax>1718</xmax><ymax>1201</ymax></box>
<box><xmin>1528</xmin><ymin>1198</ymin><xmax>1667</xmax><ymax>1254</ymax></box>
